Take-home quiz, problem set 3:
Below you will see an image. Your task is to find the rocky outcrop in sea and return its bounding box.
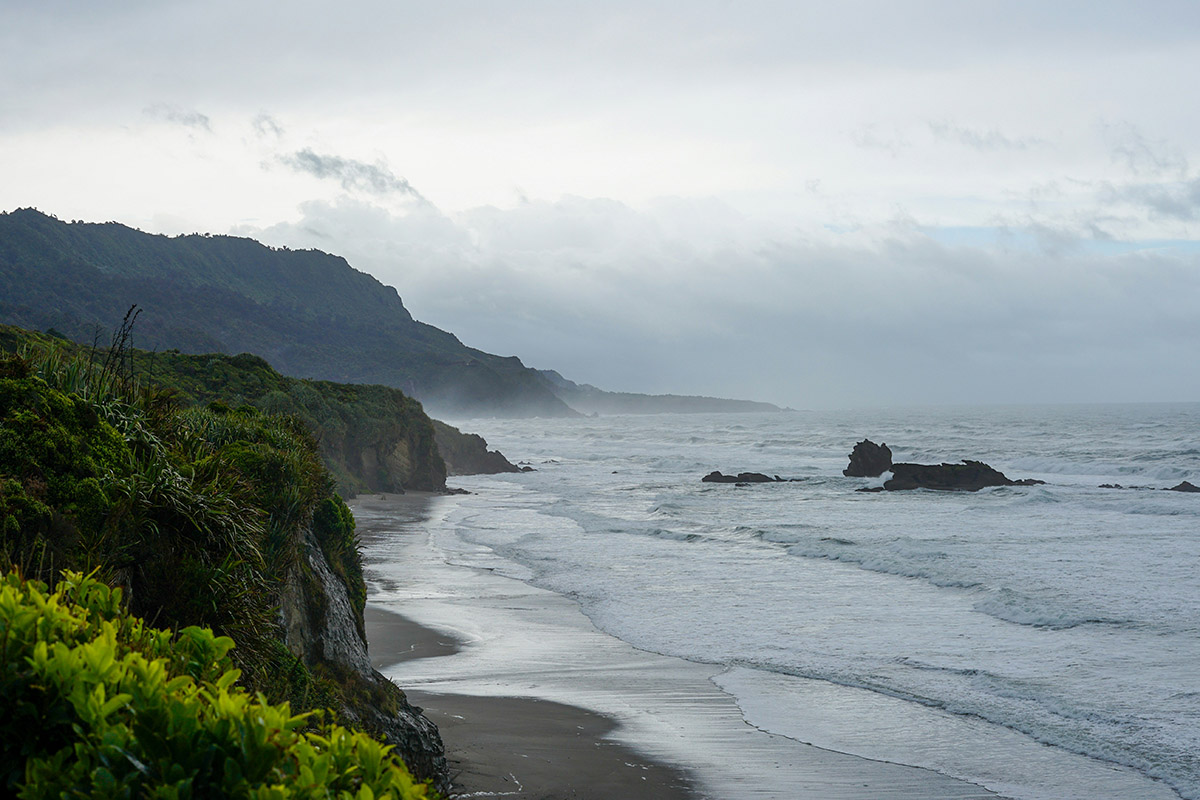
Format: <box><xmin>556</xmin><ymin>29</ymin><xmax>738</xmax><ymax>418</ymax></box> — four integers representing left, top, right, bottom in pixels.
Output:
<box><xmin>843</xmin><ymin>439</ymin><xmax>892</xmax><ymax>477</ymax></box>
<box><xmin>843</xmin><ymin>441</ymin><xmax>1045</xmax><ymax>492</ymax></box>
<box><xmin>878</xmin><ymin>460</ymin><xmax>1045</xmax><ymax>492</ymax></box>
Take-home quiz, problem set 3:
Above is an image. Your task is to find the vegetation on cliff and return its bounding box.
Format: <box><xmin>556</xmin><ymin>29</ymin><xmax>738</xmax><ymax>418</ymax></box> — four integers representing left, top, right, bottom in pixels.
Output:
<box><xmin>0</xmin><ymin>323</ymin><xmax>446</xmax><ymax>496</ymax></box>
<box><xmin>0</xmin><ymin>571</ymin><xmax>428</xmax><ymax>798</ymax></box>
<box><xmin>0</xmin><ymin>340</ymin><xmax>447</xmax><ymax>792</ymax></box>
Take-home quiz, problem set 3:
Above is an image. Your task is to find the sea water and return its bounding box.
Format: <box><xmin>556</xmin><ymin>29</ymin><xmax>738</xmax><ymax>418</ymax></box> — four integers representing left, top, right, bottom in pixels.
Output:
<box><xmin>434</xmin><ymin>404</ymin><xmax>1200</xmax><ymax>799</ymax></box>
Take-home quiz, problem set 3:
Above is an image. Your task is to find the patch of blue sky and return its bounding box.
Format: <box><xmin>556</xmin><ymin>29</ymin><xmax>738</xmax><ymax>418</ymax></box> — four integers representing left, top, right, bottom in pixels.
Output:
<box><xmin>922</xmin><ymin>226</ymin><xmax>1200</xmax><ymax>256</ymax></box>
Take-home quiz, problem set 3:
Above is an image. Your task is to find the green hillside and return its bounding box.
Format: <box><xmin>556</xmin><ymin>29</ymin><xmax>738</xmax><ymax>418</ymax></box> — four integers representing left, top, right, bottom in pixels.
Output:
<box><xmin>0</xmin><ymin>208</ymin><xmax>574</xmax><ymax>418</ymax></box>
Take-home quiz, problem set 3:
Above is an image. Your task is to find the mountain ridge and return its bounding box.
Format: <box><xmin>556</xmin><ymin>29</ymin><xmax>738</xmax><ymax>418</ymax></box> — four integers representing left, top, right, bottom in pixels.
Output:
<box><xmin>0</xmin><ymin>208</ymin><xmax>778</xmax><ymax>417</ymax></box>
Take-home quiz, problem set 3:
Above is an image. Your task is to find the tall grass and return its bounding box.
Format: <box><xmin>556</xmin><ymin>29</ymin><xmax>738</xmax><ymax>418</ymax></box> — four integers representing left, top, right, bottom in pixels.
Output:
<box><xmin>2</xmin><ymin>326</ymin><xmax>357</xmax><ymax>695</ymax></box>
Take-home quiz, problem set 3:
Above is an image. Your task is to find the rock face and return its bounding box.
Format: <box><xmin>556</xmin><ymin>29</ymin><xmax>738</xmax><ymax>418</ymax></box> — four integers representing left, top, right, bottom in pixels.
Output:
<box><xmin>843</xmin><ymin>439</ymin><xmax>893</xmax><ymax>477</ymax></box>
<box><xmin>432</xmin><ymin>420</ymin><xmax>522</xmax><ymax>476</ymax></box>
<box><xmin>1167</xmin><ymin>480</ymin><xmax>1200</xmax><ymax>493</ymax></box>
<box><xmin>702</xmin><ymin>471</ymin><xmax>782</xmax><ymax>483</ymax></box>
<box><xmin>280</xmin><ymin>526</ymin><xmax>448</xmax><ymax>793</ymax></box>
<box><xmin>883</xmin><ymin>460</ymin><xmax>1044</xmax><ymax>492</ymax></box>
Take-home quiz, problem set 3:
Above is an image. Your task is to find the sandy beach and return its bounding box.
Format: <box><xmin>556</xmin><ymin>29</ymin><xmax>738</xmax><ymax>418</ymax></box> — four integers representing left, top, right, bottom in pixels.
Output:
<box><xmin>354</xmin><ymin>492</ymin><xmax>1004</xmax><ymax>800</ymax></box>
<box><xmin>365</xmin><ymin>604</ymin><xmax>696</xmax><ymax>799</ymax></box>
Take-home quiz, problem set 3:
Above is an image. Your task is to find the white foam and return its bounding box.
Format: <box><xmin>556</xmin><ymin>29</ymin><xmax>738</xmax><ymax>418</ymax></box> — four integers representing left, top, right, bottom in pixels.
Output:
<box><xmin>433</xmin><ymin>405</ymin><xmax>1200</xmax><ymax>799</ymax></box>
<box><xmin>360</xmin><ymin>495</ymin><xmax>1004</xmax><ymax>799</ymax></box>
<box><xmin>713</xmin><ymin>667</ymin><xmax>1178</xmax><ymax>800</ymax></box>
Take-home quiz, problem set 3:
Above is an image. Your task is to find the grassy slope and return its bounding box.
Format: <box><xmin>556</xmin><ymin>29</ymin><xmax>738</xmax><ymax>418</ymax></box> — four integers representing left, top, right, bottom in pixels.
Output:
<box><xmin>0</xmin><ymin>324</ymin><xmax>447</xmax><ymax>495</ymax></box>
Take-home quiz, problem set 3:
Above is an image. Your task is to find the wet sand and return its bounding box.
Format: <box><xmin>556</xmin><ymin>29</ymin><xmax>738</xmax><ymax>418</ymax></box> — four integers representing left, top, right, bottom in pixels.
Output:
<box><xmin>366</xmin><ymin>606</ymin><xmax>461</xmax><ymax>667</ymax></box>
<box><xmin>408</xmin><ymin>690</ymin><xmax>697</xmax><ymax>799</ymax></box>
<box><xmin>355</xmin><ymin>492</ymin><xmax>1002</xmax><ymax>800</ymax></box>
<box><xmin>360</xmin><ymin>497</ymin><xmax>697</xmax><ymax>799</ymax></box>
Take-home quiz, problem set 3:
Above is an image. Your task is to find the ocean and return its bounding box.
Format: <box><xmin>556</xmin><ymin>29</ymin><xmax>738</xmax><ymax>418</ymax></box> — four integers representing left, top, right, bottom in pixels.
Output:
<box><xmin>408</xmin><ymin>404</ymin><xmax>1200</xmax><ymax>799</ymax></box>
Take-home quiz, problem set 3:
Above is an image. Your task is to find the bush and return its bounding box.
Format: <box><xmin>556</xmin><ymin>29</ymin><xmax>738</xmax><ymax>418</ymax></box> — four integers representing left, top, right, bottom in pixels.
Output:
<box><xmin>0</xmin><ymin>570</ymin><xmax>430</xmax><ymax>798</ymax></box>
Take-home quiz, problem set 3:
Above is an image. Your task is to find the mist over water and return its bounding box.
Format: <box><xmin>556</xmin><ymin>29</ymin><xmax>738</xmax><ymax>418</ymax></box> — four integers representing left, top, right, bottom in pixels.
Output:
<box><xmin>440</xmin><ymin>404</ymin><xmax>1200</xmax><ymax>800</ymax></box>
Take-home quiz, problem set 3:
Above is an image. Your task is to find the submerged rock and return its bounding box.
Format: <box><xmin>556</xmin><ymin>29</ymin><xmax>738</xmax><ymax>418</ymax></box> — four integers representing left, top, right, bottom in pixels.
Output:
<box><xmin>1166</xmin><ymin>480</ymin><xmax>1200</xmax><ymax>493</ymax></box>
<box><xmin>843</xmin><ymin>439</ymin><xmax>893</xmax><ymax>477</ymax></box>
<box><xmin>883</xmin><ymin>460</ymin><xmax>1045</xmax><ymax>492</ymax></box>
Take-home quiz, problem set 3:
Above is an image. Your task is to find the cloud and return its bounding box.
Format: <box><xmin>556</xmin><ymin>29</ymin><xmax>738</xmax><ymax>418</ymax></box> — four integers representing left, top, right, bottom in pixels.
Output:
<box><xmin>143</xmin><ymin>103</ymin><xmax>212</xmax><ymax>132</ymax></box>
<box><xmin>277</xmin><ymin>149</ymin><xmax>428</xmax><ymax>202</ymax></box>
<box><xmin>252</xmin><ymin>113</ymin><xmax>283</xmax><ymax>138</ymax></box>
<box><xmin>848</xmin><ymin>124</ymin><xmax>909</xmax><ymax>156</ymax></box>
<box><xmin>1103</xmin><ymin>178</ymin><xmax>1200</xmax><ymax>222</ymax></box>
<box><xmin>244</xmin><ymin>194</ymin><xmax>1200</xmax><ymax>408</ymax></box>
<box><xmin>928</xmin><ymin>121</ymin><xmax>1045</xmax><ymax>152</ymax></box>
<box><xmin>1101</xmin><ymin>121</ymin><xmax>1188</xmax><ymax>178</ymax></box>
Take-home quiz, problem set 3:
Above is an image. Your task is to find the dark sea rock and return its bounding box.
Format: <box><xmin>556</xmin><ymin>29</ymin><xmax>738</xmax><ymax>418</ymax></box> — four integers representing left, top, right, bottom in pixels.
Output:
<box><xmin>884</xmin><ymin>460</ymin><xmax>1044</xmax><ymax>492</ymax></box>
<box><xmin>1166</xmin><ymin>480</ymin><xmax>1200</xmax><ymax>493</ymax></box>
<box><xmin>433</xmin><ymin>421</ymin><xmax>522</xmax><ymax>476</ymax></box>
<box><xmin>843</xmin><ymin>439</ymin><xmax>893</xmax><ymax>477</ymax></box>
<box><xmin>703</xmin><ymin>471</ymin><xmax>781</xmax><ymax>483</ymax></box>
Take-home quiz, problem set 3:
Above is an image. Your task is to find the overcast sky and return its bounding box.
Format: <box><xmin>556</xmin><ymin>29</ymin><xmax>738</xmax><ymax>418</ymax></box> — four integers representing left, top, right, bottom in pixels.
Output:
<box><xmin>3</xmin><ymin>1</ymin><xmax>1200</xmax><ymax>408</ymax></box>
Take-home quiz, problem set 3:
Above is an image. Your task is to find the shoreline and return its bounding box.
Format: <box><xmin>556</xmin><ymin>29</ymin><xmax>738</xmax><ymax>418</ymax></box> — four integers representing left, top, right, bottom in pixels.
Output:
<box><xmin>365</xmin><ymin>600</ymin><xmax>697</xmax><ymax>798</ymax></box>
<box><xmin>365</xmin><ymin>606</ymin><xmax>461</xmax><ymax>667</ymax></box>
<box><xmin>354</xmin><ymin>492</ymin><xmax>1003</xmax><ymax>800</ymax></box>
<box><xmin>358</xmin><ymin>494</ymin><xmax>698</xmax><ymax>799</ymax></box>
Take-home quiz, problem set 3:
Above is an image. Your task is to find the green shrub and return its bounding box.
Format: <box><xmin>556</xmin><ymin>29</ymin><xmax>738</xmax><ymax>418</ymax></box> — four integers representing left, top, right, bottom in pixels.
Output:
<box><xmin>0</xmin><ymin>344</ymin><xmax>430</xmax><ymax>783</ymax></box>
<box><xmin>0</xmin><ymin>570</ymin><xmax>430</xmax><ymax>798</ymax></box>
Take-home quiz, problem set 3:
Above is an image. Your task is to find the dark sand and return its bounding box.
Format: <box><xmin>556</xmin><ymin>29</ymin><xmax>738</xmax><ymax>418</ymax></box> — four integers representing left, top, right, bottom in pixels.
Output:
<box><xmin>366</xmin><ymin>605</ymin><xmax>461</xmax><ymax>668</ymax></box>
<box><xmin>409</xmin><ymin>691</ymin><xmax>697</xmax><ymax>800</ymax></box>
<box><xmin>365</xmin><ymin>602</ymin><xmax>698</xmax><ymax>799</ymax></box>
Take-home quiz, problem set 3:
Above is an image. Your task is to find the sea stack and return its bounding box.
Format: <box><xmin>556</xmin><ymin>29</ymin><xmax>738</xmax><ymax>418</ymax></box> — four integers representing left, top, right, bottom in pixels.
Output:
<box><xmin>843</xmin><ymin>439</ymin><xmax>893</xmax><ymax>477</ymax></box>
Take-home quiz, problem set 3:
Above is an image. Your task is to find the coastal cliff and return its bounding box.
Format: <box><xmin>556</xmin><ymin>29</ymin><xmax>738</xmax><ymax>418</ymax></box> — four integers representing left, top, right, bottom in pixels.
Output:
<box><xmin>0</xmin><ymin>341</ymin><xmax>450</xmax><ymax>792</ymax></box>
<box><xmin>0</xmin><ymin>325</ymin><xmax>447</xmax><ymax>496</ymax></box>
<box><xmin>279</xmin><ymin>524</ymin><xmax>446</xmax><ymax>785</ymax></box>
<box><xmin>433</xmin><ymin>419</ymin><xmax>523</xmax><ymax>475</ymax></box>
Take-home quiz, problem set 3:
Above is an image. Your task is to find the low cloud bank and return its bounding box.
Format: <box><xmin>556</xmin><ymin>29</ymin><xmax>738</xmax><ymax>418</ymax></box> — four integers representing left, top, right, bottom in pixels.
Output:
<box><xmin>246</xmin><ymin>194</ymin><xmax>1200</xmax><ymax>409</ymax></box>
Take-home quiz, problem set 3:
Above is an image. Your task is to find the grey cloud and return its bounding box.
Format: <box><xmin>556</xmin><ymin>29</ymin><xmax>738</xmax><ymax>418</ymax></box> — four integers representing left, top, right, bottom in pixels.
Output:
<box><xmin>1101</xmin><ymin>122</ymin><xmax>1188</xmax><ymax>178</ymax></box>
<box><xmin>1104</xmin><ymin>178</ymin><xmax>1200</xmax><ymax>222</ymax></box>
<box><xmin>928</xmin><ymin>121</ymin><xmax>1045</xmax><ymax>151</ymax></box>
<box><xmin>252</xmin><ymin>113</ymin><xmax>283</xmax><ymax>138</ymax></box>
<box><xmin>848</xmin><ymin>124</ymin><xmax>908</xmax><ymax>156</ymax></box>
<box><xmin>278</xmin><ymin>149</ymin><xmax>427</xmax><ymax>202</ymax></box>
<box><xmin>143</xmin><ymin>102</ymin><xmax>211</xmax><ymax>131</ymax></box>
<box><xmin>245</xmin><ymin>196</ymin><xmax>1200</xmax><ymax>408</ymax></box>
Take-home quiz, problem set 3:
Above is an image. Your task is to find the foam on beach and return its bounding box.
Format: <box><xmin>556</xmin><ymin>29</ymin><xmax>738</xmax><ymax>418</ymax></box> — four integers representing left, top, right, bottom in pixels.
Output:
<box><xmin>354</xmin><ymin>494</ymin><xmax>1004</xmax><ymax>799</ymax></box>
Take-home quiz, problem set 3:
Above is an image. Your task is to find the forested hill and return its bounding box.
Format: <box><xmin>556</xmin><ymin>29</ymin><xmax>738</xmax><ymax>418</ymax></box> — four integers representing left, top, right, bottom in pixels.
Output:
<box><xmin>0</xmin><ymin>208</ymin><xmax>574</xmax><ymax>418</ymax></box>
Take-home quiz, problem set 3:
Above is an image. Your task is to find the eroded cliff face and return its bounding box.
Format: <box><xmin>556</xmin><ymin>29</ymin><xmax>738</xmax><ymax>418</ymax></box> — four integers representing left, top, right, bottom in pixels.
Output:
<box><xmin>354</xmin><ymin>438</ymin><xmax>424</xmax><ymax>492</ymax></box>
<box><xmin>279</xmin><ymin>526</ymin><xmax>448</xmax><ymax>793</ymax></box>
<box><xmin>432</xmin><ymin>420</ymin><xmax>522</xmax><ymax>476</ymax></box>
<box><xmin>332</xmin><ymin>430</ymin><xmax>445</xmax><ymax>495</ymax></box>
